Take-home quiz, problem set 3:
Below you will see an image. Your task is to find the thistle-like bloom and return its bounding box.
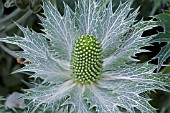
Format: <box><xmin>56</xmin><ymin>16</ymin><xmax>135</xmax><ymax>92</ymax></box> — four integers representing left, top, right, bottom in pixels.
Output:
<box><xmin>0</xmin><ymin>0</ymin><xmax>170</xmax><ymax>113</ymax></box>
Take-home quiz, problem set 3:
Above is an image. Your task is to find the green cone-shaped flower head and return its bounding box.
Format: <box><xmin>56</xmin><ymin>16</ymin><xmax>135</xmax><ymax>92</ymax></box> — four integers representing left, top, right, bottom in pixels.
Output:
<box><xmin>71</xmin><ymin>35</ymin><xmax>102</xmax><ymax>84</ymax></box>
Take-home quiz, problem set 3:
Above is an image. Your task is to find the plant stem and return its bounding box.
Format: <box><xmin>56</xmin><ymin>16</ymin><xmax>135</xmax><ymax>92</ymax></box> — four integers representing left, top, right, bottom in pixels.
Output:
<box><xmin>0</xmin><ymin>8</ymin><xmax>21</xmax><ymax>23</ymax></box>
<box><xmin>4</xmin><ymin>10</ymin><xmax>32</xmax><ymax>32</ymax></box>
<box><xmin>0</xmin><ymin>42</ymin><xmax>17</xmax><ymax>58</ymax></box>
<box><xmin>150</xmin><ymin>0</ymin><xmax>161</xmax><ymax>16</ymax></box>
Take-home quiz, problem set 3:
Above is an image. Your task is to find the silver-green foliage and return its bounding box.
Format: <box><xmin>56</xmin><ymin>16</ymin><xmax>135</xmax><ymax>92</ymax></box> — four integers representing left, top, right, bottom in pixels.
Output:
<box><xmin>0</xmin><ymin>0</ymin><xmax>170</xmax><ymax>113</ymax></box>
<box><xmin>0</xmin><ymin>96</ymin><xmax>4</xmax><ymax>107</ymax></box>
<box><xmin>152</xmin><ymin>10</ymin><xmax>170</xmax><ymax>71</ymax></box>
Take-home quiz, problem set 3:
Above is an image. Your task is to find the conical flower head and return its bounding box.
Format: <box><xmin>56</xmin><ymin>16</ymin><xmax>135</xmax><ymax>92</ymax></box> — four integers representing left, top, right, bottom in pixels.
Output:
<box><xmin>0</xmin><ymin>0</ymin><xmax>170</xmax><ymax>113</ymax></box>
<box><xmin>71</xmin><ymin>35</ymin><xmax>103</xmax><ymax>84</ymax></box>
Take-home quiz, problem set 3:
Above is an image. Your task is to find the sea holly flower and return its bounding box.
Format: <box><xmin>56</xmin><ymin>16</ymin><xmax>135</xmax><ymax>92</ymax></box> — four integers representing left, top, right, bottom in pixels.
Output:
<box><xmin>0</xmin><ymin>0</ymin><xmax>170</xmax><ymax>113</ymax></box>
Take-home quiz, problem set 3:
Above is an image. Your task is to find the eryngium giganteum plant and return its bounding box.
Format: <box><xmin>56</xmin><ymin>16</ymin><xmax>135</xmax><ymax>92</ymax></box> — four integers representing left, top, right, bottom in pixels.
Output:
<box><xmin>0</xmin><ymin>0</ymin><xmax>170</xmax><ymax>113</ymax></box>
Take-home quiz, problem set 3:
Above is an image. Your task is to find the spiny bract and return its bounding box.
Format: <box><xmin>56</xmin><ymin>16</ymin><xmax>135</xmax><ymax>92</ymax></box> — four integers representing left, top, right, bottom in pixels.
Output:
<box><xmin>0</xmin><ymin>0</ymin><xmax>170</xmax><ymax>113</ymax></box>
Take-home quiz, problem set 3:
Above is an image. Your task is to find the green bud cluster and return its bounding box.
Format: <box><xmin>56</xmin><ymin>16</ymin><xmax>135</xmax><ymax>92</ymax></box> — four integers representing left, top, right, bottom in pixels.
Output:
<box><xmin>15</xmin><ymin>0</ymin><xmax>29</xmax><ymax>9</ymax></box>
<box><xmin>71</xmin><ymin>35</ymin><xmax>103</xmax><ymax>84</ymax></box>
<box><xmin>29</xmin><ymin>0</ymin><xmax>41</xmax><ymax>13</ymax></box>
